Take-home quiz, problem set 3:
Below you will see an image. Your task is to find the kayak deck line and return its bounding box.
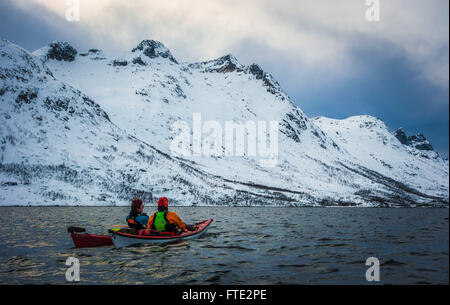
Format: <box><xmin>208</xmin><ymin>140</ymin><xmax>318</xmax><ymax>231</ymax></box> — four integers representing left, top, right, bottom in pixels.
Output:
<box><xmin>111</xmin><ymin>220</ymin><xmax>212</xmax><ymax>240</ymax></box>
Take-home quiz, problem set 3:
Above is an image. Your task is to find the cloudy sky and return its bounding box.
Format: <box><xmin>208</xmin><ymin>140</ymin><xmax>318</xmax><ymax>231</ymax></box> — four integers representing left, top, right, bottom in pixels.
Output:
<box><xmin>1</xmin><ymin>0</ymin><xmax>448</xmax><ymax>156</ymax></box>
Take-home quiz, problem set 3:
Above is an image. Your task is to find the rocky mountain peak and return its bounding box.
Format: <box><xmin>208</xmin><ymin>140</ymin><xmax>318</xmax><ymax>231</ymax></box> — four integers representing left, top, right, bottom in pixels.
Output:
<box><xmin>33</xmin><ymin>41</ymin><xmax>78</xmax><ymax>62</ymax></box>
<box><xmin>188</xmin><ymin>53</ymin><xmax>243</xmax><ymax>73</ymax></box>
<box><xmin>131</xmin><ymin>39</ymin><xmax>177</xmax><ymax>63</ymax></box>
<box><xmin>394</xmin><ymin>128</ymin><xmax>434</xmax><ymax>151</ymax></box>
<box><xmin>407</xmin><ymin>133</ymin><xmax>433</xmax><ymax>151</ymax></box>
<box><xmin>216</xmin><ymin>54</ymin><xmax>240</xmax><ymax>69</ymax></box>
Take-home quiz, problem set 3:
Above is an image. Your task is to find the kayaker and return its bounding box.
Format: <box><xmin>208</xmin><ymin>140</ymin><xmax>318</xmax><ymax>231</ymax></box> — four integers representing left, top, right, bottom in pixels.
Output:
<box><xmin>147</xmin><ymin>197</ymin><xmax>190</xmax><ymax>232</ymax></box>
<box><xmin>126</xmin><ymin>198</ymin><xmax>149</xmax><ymax>229</ymax></box>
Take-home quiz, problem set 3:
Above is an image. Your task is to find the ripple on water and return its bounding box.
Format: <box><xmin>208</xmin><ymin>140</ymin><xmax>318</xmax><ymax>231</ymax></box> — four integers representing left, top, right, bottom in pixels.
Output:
<box><xmin>0</xmin><ymin>206</ymin><xmax>448</xmax><ymax>284</ymax></box>
<box><xmin>381</xmin><ymin>259</ymin><xmax>407</xmax><ymax>266</ymax></box>
<box><xmin>200</xmin><ymin>245</ymin><xmax>256</xmax><ymax>251</ymax></box>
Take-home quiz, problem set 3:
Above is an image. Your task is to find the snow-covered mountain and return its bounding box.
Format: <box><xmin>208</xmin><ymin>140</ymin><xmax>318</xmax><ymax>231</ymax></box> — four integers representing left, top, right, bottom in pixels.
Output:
<box><xmin>313</xmin><ymin>116</ymin><xmax>448</xmax><ymax>204</ymax></box>
<box><xmin>0</xmin><ymin>39</ymin><xmax>448</xmax><ymax>206</ymax></box>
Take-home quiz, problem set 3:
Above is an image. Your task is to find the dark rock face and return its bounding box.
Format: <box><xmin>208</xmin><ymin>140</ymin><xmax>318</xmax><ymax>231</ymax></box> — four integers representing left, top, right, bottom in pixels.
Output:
<box><xmin>132</xmin><ymin>57</ymin><xmax>146</xmax><ymax>66</ymax></box>
<box><xmin>2</xmin><ymin>181</ymin><xmax>18</xmax><ymax>186</ymax></box>
<box><xmin>212</xmin><ymin>55</ymin><xmax>241</xmax><ymax>73</ymax></box>
<box><xmin>248</xmin><ymin>64</ymin><xmax>264</xmax><ymax>80</ymax></box>
<box><xmin>47</xmin><ymin>42</ymin><xmax>77</xmax><ymax>62</ymax></box>
<box><xmin>15</xmin><ymin>88</ymin><xmax>38</xmax><ymax>106</ymax></box>
<box><xmin>132</xmin><ymin>40</ymin><xmax>178</xmax><ymax>64</ymax></box>
<box><xmin>408</xmin><ymin>134</ymin><xmax>433</xmax><ymax>151</ymax></box>
<box><xmin>394</xmin><ymin>128</ymin><xmax>434</xmax><ymax>151</ymax></box>
<box><xmin>280</xmin><ymin>109</ymin><xmax>308</xmax><ymax>143</ymax></box>
<box><xmin>394</xmin><ymin>128</ymin><xmax>408</xmax><ymax>144</ymax></box>
<box><xmin>188</xmin><ymin>54</ymin><xmax>243</xmax><ymax>73</ymax></box>
<box><xmin>81</xmin><ymin>49</ymin><xmax>101</xmax><ymax>57</ymax></box>
<box><xmin>247</xmin><ymin>64</ymin><xmax>283</xmax><ymax>98</ymax></box>
<box><xmin>112</xmin><ymin>59</ymin><xmax>128</xmax><ymax>67</ymax></box>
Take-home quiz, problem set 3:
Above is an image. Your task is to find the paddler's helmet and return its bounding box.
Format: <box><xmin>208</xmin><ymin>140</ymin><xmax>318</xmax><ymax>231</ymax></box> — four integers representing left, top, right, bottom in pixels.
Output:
<box><xmin>131</xmin><ymin>198</ymin><xmax>144</xmax><ymax>213</ymax></box>
<box><xmin>157</xmin><ymin>197</ymin><xmax>169</xmax><ymax>211</ymax></box>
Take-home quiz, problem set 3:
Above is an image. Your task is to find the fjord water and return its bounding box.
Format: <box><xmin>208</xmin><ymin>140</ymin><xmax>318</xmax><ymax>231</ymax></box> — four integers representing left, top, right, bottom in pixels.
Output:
<box><xmin>0</xmin><ymin>207</ymin><xmax>447</xmax><ymax>285</ymax></box>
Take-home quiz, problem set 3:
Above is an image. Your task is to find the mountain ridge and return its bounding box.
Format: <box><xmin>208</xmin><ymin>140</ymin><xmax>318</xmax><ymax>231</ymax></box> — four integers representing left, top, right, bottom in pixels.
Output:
<box><xmin>0</xmin><ymin>38</ymin><xmax>448</xmax><ymax>206</ymax></box>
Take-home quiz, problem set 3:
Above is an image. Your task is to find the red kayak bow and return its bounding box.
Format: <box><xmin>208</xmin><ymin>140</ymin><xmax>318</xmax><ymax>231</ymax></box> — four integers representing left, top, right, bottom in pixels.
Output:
<box><xmin>70</xmin><ymin>232</ymin><xmax>113</xmax><ymax>248</ymax></box>
<box><xmin>68</xmin><ymin>226</ymin><xmax>113</xmax><ymax>248</ymax></box>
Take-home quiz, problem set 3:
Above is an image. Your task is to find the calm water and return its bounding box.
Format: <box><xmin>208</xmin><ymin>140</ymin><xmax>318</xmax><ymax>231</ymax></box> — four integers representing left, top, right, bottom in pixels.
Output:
<box><xmin>0</xmin><ymin>207</ymin><xmax>448</xmax><ymax>285</ymax></box>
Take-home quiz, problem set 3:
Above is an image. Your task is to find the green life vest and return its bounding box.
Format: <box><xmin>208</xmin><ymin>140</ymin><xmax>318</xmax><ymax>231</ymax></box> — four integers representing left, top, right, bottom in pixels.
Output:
<box><xmin>153</xmin><ymin>212</ymin><xmax>168</xmax><ymax>231</ymax></box>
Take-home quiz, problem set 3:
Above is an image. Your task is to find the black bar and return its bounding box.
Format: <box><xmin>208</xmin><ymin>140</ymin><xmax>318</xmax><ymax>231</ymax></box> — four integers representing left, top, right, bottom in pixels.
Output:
<box><xmin>0</xmin><ymin>285</ymin><xmax>447</xmax><ymax>304</ymax></box>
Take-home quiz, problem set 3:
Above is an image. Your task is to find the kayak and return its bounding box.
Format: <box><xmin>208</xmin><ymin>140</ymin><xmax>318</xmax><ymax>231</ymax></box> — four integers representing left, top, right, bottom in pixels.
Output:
<box><xmin>109</xmin><ymin>219</ymin><xmax>213</xmax><ymax>248</ymax></box>
<box><xmin>68</xmin><ymin>226</ymin><xmax>113</xmax><ymax>248</ymax></box>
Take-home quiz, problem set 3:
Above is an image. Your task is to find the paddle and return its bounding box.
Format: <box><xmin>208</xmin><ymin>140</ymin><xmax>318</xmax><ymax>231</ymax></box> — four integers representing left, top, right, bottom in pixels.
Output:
<box><xmin>68</xmin><ymin>225</ymin><xmax>126</xmax><ymax>234</ymax></box>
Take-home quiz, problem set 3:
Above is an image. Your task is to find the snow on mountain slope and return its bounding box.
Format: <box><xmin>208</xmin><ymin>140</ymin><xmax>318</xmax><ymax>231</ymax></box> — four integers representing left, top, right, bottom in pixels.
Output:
<box><xmin>0</xmin><ymin>39</ymin><xmax>278</xmax><ymax>206</ymax></box>
<box><xmin>313</xmin><ymin>116</ymin><xmax>448</xmax><ymax>200</ymax></box>
<box><xmin>0</xmin><ymin>38</ymin><xmax>447</xmax><ymax>206</ymax></box>
<box><xmin>32</xmin><ymin>41</ymin><xmax>358</xmax><ymax>201</ymax></box>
